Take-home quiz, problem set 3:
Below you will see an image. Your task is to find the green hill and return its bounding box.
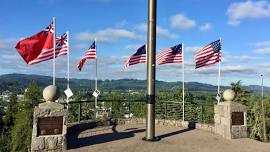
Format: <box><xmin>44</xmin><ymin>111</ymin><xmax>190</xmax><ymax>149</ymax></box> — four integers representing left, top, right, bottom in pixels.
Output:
<box><xmin>0</xmin><ymin>73</ymin><xmax>268</xmax><ymax>94</ymax></box>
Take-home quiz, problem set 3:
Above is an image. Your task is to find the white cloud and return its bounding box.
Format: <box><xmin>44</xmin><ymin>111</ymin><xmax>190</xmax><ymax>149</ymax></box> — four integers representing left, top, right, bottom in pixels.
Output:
<box><xmin>227</xmin><ymin>1</ymin><xmax>270</xmax><ymax>26</ymax></box>
<box><xmin>193</xmin><ymin>65</ymin><xmax>257</xmax><ymax>76</ymax></box>
<box><xmin>1</xmin><ymin>55</ymin><xmax>19</xmax><ymax>60</ymax></box>
<box><xmin>75</xmin><ymin>28</ymin><xmax>143</xmax><ymax>43</ymax></box>
<box><xmin>0</xmin><ymin>41</ymin><xmax>6</xmax><ymax>49</ymax></box>
<box><xmin>125</xmin><ymin>44</ymin><xmax>143</xmax><ymax>51</ymax></box>
<box><xmin>115</xmin><ymin>20</ymin><xmax>128</xmax><ymax>28</ymax></box>
<box><xmin>185</xmin><ymin>46</ymin><xmax>202</xmax><ymax>53</ymax></box>
<box><xmin>72</xmin><ymin>44</ymin><xmax>89</xmax><ymax>50</ymax></box>
<box><xmin>255</xmin><ymin>40</ymin><xmax>270</xmax><ymax>47</ymax></box>
<box><xmin>135</xmin><ymin>23</ymin><xmax>147</xmax><ymax>32</ymax></box>
<box><xmin>135</xmin><ymin>23</ymin><xmax>179</xmax><ymax>39</ymax></box>
<box><xmin>199</xmin><ymin>23</ymin><xmax>212</xmax><ymax>32</ymax></box>
<box><xmin>222</xmin><ymin>65</ymin><xmax>256</xmax><ymax>74</ymax></box>
<box><xmin>170</xmin><ymin>14</ymin><xmax>196</xmax><ymax>30</ymax></box>
<box><xmin>254</xmin><ymin>40</ymin><xmax>270</xmax><ymax>54</ymax></box>
<box><xmin>229</xmin><ymin>55</ymin><xmax>259</xmax><ymax>62</ymax></box>
<box><xmin>256</xmin><ymin>63</ymin><xmax>270</xmax><ymax>68</ymax></box>
<box><xmin>0</xmin><ymin>37</ymin><xmax>17</xmax><ymax>51</ymax></box>
<box><xmin>0</xmin><ymin>52</ymin><xmax>265</xmax><ymax>85</ymax></box>
<box><xmin>99</xmin><ymin>55</ymin><xmax>126</xmax><ymax>65</ymax></box>
<box><xmin>157</xmin><ymin>26</ymin><xmax>179</xmax><ymax>39</ymax></box>
<box><xmin>255</xmin><ymin>47</ymin><xmax>270</xmax><ymax>54</ymax></box>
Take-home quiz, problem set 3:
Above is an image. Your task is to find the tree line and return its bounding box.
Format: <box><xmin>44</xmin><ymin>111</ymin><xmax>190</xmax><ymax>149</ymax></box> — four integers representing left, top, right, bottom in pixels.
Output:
<box><xmin>0</xmin><ymin>81</ymin><xmax>269</xmax><ymax>152</ymax></box>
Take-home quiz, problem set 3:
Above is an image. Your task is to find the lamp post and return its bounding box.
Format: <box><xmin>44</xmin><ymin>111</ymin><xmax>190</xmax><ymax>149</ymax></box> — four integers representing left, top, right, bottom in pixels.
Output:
<box><xmin>261</xmin><ymin>74</ymin><xmax>267</xmax><ymax>142</ymax></box>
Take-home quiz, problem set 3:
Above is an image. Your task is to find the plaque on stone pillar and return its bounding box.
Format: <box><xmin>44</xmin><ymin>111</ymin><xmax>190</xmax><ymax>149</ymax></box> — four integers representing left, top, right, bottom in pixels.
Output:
<box><xmin>231</xmin><ymin>112</ymin><xmax>244</xmax><ymax>125</ymax></box>
<box><xmin>31</xmin><ymin>85</ymin><xmax>67</xmax><ymax>152</ymax></box>
<box><xmin>37</xmin><ymin>116</ymin><xmax>63</xmax><ymax>136</ymax></box>
<box><xmin>214</xmin><ymin>89</ymin><xmax>247</xmax><ymax>139</ymax></box>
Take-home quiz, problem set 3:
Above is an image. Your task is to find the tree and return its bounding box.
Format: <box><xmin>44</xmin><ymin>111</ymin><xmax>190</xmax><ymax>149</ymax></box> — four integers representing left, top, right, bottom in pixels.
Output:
<box><xmin>203</xmin><ymin>96</ymin><xmax>215</xmax><ymax>124</ymax></box>
<box><xmin>230</xmin><ymin>80</ymin><xmax>251</xmax><ymax>105</ymax></box>
<box><xmin>0</xmin><ymin>92</ymin><xmax>18</xmax><ymax>152</ymax></box>
<box><xmin>249</xmin><ymin>99</ymin><xmax>264</xmax><ymax>141</ymax></box>
<box><xmin>230</xmin><ymin>81</ymin><xmax>269</xmax><ymax>142</ymax></box>
<box><xmin>4</xmin><ymin>93</ymin><xmax>18</xmax><ymax>128</ymax></box>
<box><xmin>10</xmin><ymin>82</ymin><xmax>41</xmax><ymax>152</ymax></box>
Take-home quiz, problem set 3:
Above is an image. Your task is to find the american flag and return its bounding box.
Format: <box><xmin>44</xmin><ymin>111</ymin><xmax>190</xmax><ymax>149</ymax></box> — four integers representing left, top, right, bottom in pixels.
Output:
<box><xmin>28</xmin><ymin>29</ymin><xmax>69</xmax><ymax>65</ymax></box>
<box><xmin>124</xmin><ymin>45</ymin><xmax>146</xmax><ymax>68</ymax></box>
<box><xmin>195</xmin><ymin>40</ymin><xmax>221</xmax><ymax>69</ymax></box>
<box><xmin>156</xmin><ymin>44</ymin><xmax>182</xmax><ymax>65</ymax></box>
<box><xmin>77</xmin><ymin>41</ymin><xmax>97</xmax><ymax>71</ymax></box>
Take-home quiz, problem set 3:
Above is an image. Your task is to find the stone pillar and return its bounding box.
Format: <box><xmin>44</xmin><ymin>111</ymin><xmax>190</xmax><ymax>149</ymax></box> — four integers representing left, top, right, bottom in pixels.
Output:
<box><xmin>214</xmin><ymin>89</ymin><xmax>247</xmax><ymax>139</ymax></box>
<box><xmin>31</xmin><ymin>85</ymin><xmax>68</xmax><ymax>152</ymax></box>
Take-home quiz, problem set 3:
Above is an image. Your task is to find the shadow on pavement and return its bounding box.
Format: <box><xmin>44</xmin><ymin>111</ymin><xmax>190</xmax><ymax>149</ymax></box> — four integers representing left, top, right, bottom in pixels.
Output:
<box><xmin>158</xmin><ymin>128</ymin><xmax>193</xmax><ymax>139</ymax></box>
<box><xmin>67</xmin><ymin>124</ymin><xmax>145</xmax><ymax>150</ymax></box>
<box><xmin>158</xmin><ymin>121</ymin><xmax>196</xmax><ymax>140</ymax></box>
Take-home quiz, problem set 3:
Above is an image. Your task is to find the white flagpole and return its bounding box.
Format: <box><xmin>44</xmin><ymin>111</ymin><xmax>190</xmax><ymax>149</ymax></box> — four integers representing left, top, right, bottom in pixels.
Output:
<box><xmin>66</xmin><ymin>31</ymin><xmax>70</xmax><ymax>105</ymax></box>
<box><xmin>182</xmin><ymin>43</ymin><xmax>185</xmax><ymax>121</ymax></box>
<box><xmin>217</xmin><ymin>38</ymin><xmax>221</xmax><ymax>103</ymax></box>
<box><xmin>95</xmin><ymin>38</ymin><xmax>98</xmax><ymax>110</ymax></box>
<box><xmin>53</xmin><ymin>17</ymin><xmax>56</xmax><ymax>86</ymax></box>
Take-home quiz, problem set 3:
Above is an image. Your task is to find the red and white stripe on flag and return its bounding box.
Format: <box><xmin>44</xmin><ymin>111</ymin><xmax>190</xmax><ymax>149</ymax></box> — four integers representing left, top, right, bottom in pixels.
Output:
<box><xmin>77</xmin><ymin>41</ymin><xmax>96</xmax><ymax>71</ymax></box>
<box><xmin>195</xmin><ymin>40</ymin><xmax>221</xmax><ymax>69</ymax></box>
<box><xmin>124</xmin><ymin>45</ymin><xmax>146</xmax><ymax>68</ymax></box>
<box><xmin>28</xmin><ymin>32</ymin><xmax>68</xmax><ymax>65</ymax></box>
<box><xmin>156</xmin><ymin>44</ymin><xmax>182</xmax><ymax>65</ymax></box>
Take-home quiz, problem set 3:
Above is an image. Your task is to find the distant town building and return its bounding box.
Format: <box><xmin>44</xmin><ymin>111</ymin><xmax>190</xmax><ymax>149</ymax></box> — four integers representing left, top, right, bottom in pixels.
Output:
<box><xmin>17</xmin><ymin>94</ymin><xmax>24</xmax><ymax>100</ymax></box>
<box><xmin>0</xmin><ymin>90</ymin><xmax>12</xmax><ymax>102</ymax></box>
<box><xmin>0</xmin><ymin>90</ymin><xmax>24</xmax><ymax>102</ymax></box>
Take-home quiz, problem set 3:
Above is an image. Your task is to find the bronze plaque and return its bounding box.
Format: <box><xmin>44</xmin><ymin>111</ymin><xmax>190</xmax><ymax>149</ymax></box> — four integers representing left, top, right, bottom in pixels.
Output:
<box><xmin>231</xmin><ymin>112</ymin><xmax>244</xmax><ymax>125</ymax></box>
<box><xmin>37</xmin><ymin>116</ymin><xmax>63</xmax><ymax>136</ymax></box>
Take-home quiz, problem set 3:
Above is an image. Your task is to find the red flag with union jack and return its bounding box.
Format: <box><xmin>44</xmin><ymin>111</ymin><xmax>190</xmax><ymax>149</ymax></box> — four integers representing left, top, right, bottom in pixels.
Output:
<box><xmin>28</xmin><ymin>32</ymin><xmax>68</xmax><ymax>65</ymax></box>
<box><xmin>15</xmin><ymin>22</ymin><xmax>55</xmax><ymax>64</ymax></box>
<box><xmin>77</xmin><ymin>41</ymin><xmax>97</xmax><ymax>71</ymax></box>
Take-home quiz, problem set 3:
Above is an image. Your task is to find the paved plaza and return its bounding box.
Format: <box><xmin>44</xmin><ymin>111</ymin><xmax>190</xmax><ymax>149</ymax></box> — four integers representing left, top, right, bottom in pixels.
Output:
<box><xmin>67</xmin><ymin>124</ymin><xmax>270</xmax><ymax>152</ymax></box>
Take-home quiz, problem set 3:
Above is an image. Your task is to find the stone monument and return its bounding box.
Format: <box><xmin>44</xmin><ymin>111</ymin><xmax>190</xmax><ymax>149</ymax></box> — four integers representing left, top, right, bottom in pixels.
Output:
<box><xmin>31</xmin><ymin>85</ymin><xmax>68</xmax><ymax>152</ymax></box>
<box><xmin>214</xmin><ymin>89</ymin><xmax>247</xmax><ymax>139</ymax></box>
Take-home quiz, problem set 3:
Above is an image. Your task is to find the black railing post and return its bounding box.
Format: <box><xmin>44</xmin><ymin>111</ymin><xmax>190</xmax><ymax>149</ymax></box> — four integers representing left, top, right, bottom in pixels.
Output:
<box><xmin>201</xmin><ymin>102</ymin><xmax>203</xmax><ymax>123</ymax></box>
<box><xmin>165</xmin><ymin>102</ymin><xmax>167</xmax><ymax>120</ymax></box>
<box><xmin>128</xmin><ymin>100</ymin><xmax>131</xmax><ymax>118</ymax></box>
<box><xmin>78</xmin><ymin>103</ymin><xmax>81</xmax><ymax>122</ymax></box>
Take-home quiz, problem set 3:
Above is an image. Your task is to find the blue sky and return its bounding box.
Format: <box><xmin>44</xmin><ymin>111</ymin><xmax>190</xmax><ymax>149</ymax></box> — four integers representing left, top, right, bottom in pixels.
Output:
<box><xmin>0</xmin><ymin>0</ymin><xmax>270</xmax><ymax>86</ymax></box>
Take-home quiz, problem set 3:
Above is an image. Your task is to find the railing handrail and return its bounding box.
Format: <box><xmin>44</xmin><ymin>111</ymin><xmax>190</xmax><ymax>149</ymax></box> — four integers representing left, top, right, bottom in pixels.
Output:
<box><xmin>63</xmin><ymin>99</ymin><xmax>214</xmax><ymax>105</ymax></box>
<box><xmin>64</xmin><ymin>99</ymin><xmax>215</xmax><ymax>124</ymax></box>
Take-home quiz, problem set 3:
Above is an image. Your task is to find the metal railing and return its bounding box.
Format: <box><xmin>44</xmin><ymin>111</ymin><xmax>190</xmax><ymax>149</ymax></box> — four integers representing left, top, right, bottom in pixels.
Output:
<box><xmin>63</xmin><ymin>100</ymin><xmax>214</xmax><ymax>124</ymax></box>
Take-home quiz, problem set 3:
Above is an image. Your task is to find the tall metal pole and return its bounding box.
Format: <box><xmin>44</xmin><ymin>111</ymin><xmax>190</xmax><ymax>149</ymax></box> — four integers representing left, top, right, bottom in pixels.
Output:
<box><xmin>217</xmin><ymin>38</ymin><xmax>221</xmax><ymax>103</ymax></box>
<box><xmin>53</xmin><ymin>17</ymin><xmax>56</xmax><ymax>86</ymax></box>
<box><xmin>261</xmin><ymin>74</ymin><xmax>267</xmax><ymax>142</ymax></box>
<box><xmin>67</xmin><ymin>31</ymin><xmax>70</xmax><ymax>90</ymax></box>
<box><xmin>95</xmin><ymin>38</ymin><xmax>97</xmax><ymax>118</ymax></box>
<box><xmin>143</xmin><ymin>0</ymin><xmax>158</xmax><ymax>141</ymax></box>
<box><xmin>95</xmin><ymin>38</ymin><xmax>98</xmax><ymax>118</ymax></box>
<box><xmin>66</xmin><ymin>31</ymin><xmax>70</xmax><ymax>109</ymax></box>
<box><xmin>182</xmin><ymin>43</ymin><xmax>185</xmax><ymax>121</ymax></box>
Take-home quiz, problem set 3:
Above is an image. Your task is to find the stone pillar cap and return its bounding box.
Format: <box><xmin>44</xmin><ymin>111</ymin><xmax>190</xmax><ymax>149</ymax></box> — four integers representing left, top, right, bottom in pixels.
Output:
<box><xmin>43</xmin><ymin>85</ymin><xmax>60</xmax><ymax>102</ymax></box>
<box><xmin>223</xmin><ymin>89</ymin><xmax>235</xmax><ymax>101</ymax></box>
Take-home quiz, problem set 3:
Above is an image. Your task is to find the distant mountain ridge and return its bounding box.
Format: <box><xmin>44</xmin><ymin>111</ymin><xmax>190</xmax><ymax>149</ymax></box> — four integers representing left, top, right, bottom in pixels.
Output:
<box><xmin>0</xmin><ymin>73</ymin><xmax>269</xmax><ymax>94</ymax></box>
